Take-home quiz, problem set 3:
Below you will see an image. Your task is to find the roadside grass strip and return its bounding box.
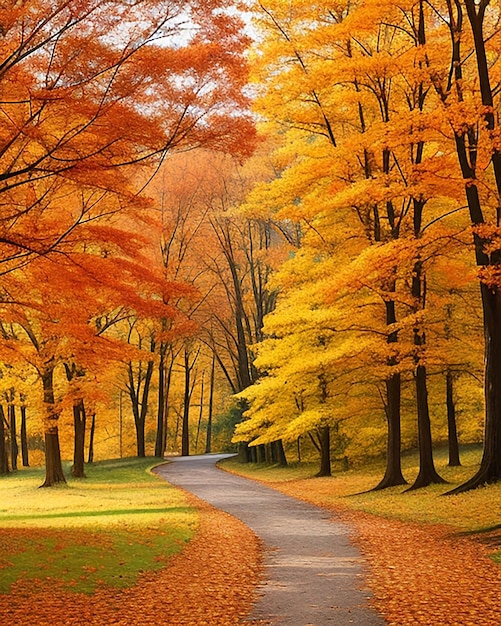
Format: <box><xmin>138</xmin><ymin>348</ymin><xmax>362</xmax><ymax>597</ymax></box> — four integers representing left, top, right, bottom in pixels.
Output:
<box><xmin>0</xmin><ymin>458</ymin><xmax>197</xmax><ymax>594</ymax></box>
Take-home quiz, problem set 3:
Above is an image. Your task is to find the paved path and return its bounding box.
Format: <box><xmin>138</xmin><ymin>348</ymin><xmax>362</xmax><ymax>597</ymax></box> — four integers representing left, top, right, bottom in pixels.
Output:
<box><xmin>155</xmin><ymin>454</ymin><xmax>386</xmax><ymax>626</ymax></box>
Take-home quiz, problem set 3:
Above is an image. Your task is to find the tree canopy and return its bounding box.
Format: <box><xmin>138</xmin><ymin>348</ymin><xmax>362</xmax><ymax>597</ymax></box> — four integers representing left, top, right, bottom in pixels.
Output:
<box><xmin>1</xmin><ymin>0</ymin><xmax>500</xmax><ymax>495</ymax></box>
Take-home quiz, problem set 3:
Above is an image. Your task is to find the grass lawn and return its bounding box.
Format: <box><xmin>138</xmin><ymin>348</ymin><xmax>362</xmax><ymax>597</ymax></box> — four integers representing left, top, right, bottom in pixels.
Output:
<box><xmin>221</xmin><ymin>444</ymin><xmax>501</xmax><ymax>536</ymax></box>
<box><xmin>0</xmin><ymin>458</ymin><xmax>197</xmax><ymax>594</ymax></box>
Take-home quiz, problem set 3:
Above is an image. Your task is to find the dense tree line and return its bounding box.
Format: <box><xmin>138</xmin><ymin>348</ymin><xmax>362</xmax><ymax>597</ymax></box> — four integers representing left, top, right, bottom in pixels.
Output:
<box><xmin>0</xmin><ymin>0</ymin><xmax>254</xmax><ymax>486</ymax></box>
<box><xmin>1</xmin><ymin>1</ymin><xmax>501</xmax><ymax>498</ymax></box>
<box><xmin>234</xmin><ymin>0</ymin><xmax>501</xmax><ymax>493</ymax></box>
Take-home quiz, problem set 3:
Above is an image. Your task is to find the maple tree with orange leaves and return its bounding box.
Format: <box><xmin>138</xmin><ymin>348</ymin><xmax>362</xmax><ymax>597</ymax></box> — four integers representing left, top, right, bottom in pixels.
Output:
<box><xmin>0</xmin><ymin>0</ymin><xmax>256</xmax><ymax>484</ymax></box>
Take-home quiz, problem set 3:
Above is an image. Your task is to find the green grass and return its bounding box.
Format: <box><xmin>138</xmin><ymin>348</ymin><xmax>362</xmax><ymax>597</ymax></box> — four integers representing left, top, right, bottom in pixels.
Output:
<box><xmin>221</xmin><ymin>444</ymin><xmax>501</xmax><ymax>534</ymax></box>
<box><xmin>0</xmin><ymin>458</ymin><xmax>197</xmax><ymax>594</ymax></box>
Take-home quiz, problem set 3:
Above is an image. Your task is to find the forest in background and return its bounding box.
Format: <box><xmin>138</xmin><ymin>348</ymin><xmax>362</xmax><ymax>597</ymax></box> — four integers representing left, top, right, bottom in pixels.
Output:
<box><xmin>1</xmin><ymin>0</ymin><xmax>501</xmax><ymax>495</ymax></box>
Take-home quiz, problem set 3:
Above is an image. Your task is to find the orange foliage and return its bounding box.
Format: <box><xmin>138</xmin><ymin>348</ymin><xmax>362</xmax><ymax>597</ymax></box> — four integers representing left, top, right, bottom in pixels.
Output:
<box><xmin>0</xmin><ymin>0</ymin><xmax>255</xmax><ymax>273</ymax></box>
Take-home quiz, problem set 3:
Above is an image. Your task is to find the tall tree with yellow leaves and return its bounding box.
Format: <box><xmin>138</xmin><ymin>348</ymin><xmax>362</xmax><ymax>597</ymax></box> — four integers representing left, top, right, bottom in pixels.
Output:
<box><xmin>248</xmin><ymin>0</ymin><xmax>417</xmax><ymax>483</ymax></box>
<box><xmin>422</xmin><ymin>0</ymin><xmax>501</xmax><ymax>491</ymax></box>
<box><xmin>246</xmin><ymin>0</ymin><xmax>488</xmax><ymax>488</ymax></box>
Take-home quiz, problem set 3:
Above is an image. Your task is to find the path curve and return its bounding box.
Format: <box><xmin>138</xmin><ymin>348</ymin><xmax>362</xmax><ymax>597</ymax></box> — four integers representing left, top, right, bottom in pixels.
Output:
<box><xmin>154</xmin><ymin>454</ymin><xmax>386</xmax><ymax>626</ymax></box>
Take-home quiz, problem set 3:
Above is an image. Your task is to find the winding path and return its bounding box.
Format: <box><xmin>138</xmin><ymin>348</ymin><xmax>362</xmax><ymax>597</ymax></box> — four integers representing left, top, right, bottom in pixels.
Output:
<box><xmin>155</xmin><ymin>455</ymin><xmax>386</xmax><ymax>626</ymax></box>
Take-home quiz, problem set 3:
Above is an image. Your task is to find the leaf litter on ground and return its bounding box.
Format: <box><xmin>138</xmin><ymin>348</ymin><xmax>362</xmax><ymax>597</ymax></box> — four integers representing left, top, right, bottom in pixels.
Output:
<box><xmin>0</xmin><ymin>494</ymin><xmax>264</xmax><ymax>626</ymax></box>
<box><xmin>224</xmin><ymin>459</ymin><xmax>501</xmax><ymax>626</ymax></box>
<box><xmin>3</xmin><ymin>453</ymin><xmax>500</xmax><ymax>625</ymax></box>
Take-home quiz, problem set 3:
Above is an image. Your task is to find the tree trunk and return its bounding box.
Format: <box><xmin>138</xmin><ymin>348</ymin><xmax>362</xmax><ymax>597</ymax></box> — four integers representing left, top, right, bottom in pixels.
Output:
<box><xmin>374</xmin><ymin>373</ymin><xmax>407</xmax><ymax>489</ymax></box>
<box><xmin>119</xmin><ymin>390</ymin><xmax>123</xmax><ymax>457</ymax></box>
<box><xmin>222</xmin><ymin>232</ymin><xmax>253</xmax><ymax>391</ymax></box>
<box><xmin>125</xmin><ymin>334</ymin><xmax>156</xmax><ymax>459</ymax></box>
<box><xmin>163</xmin><ymin>364</ymin><xmax>173</xmax><ymax>455</ymax></box>
<box><xmin>0</xmin><ymin>405</ymin><xmax>9</xmax><ymax>475</ymax></box>
<box><xmin>8</xmin><ymin>402</ymin><xmax>18</xmax><ymax>471</ymax></box>
<box><xmin>448</xmin><ymin>286</ymin><xmax>501</xmax><ymax>493</ymax></box>
<box><xmin>316</xmin><ymin>426</ymin><xmax>331</xmax><ymax>477</ymax></box>
<box><xmin>205</xmin><ymin>353</ymin><xmax>215</xmax><ymax>454</ymax></box>
<box><xmin>87</xmin><ymin>413</ymin><xmax>96</xmax><ymax>464</ymax></box>
<box><xmin>407</xmin><ymin>260</ymin><xmax>445</xmax><ymax>490</ymax></box>
<box><xmin>374</xmin><ymin>294</ymin><xmax>407</xmax><ymax>489</ymax></box>
<box><xmin>195</xmin><ymin>371</ymin><xmax>205</xmax><ymax>453</ymax></box>
<box><xmin>274</xmin><ymin>440</ymin><xmax>288</xmax><ymax>466</ymax></box>
<box><xmin>181</xmin><ymin>350</ymin><xmax>191</xmax><ymax>457</ymax></box>
<box><xmin>446</xmin><ymin>370</ymin><xmax>461</xmax><ymax>467</ymax></box>
<box><xmin>155</xmin><ymin>347</ymin><xmax>166</xmax><ymax>458</ymax></box>
<box><xmin>128</xmin><ymin>359</ymin><xmax>154</xmax><ymax>458</ymax></box>
<box><xmin>72</xmin><ymin>399</ymin><xmax>86</xmax><ymax>478</ymax></box>
<box><xmin>20</xmin><ymin>403</ymin><xmax>29</xmax><ymax>467</ymax></box>
<box><xmin>407</xmin><ymin>364</ymin><xmax>446</xmax><ymax>490</ymax></box>
<box><xmin>174</xmin><ymin>410</ymin><xmax>181</xmax><ymax>450</ymax></box>
<box><xmin>474</xmin><ymin>285</ymin><xmax>501</xmax><ymax>481</ymax></box>
<box><xmin>238</xmin><ymin>442</ymin><xmax>251</xmax><ymax>462</ymax></box>
<box><xmin>180</xmin><ymin>346</ymin><xmax>200</xmax><ymax>457</ymax></box>
<box><xmin>265</xmin><ymin>443</ymin><xmax>273</xmax><ymax>465</ymax></box>
<box><xmin>137</xmin><ymin>359</ymin><xmax>153</xmax><ymax>457</ymax></box>
<box><xmin>63</xmin><ymin>364</ymin><xmax>87</xmax><ymax>476</ymax></box>
<box><xmin>42</xmin><ymin>432</ymin><xmax>65</xmax><ymax>488</ymax></box>
<box><xmin>40</xmin><ymin>368</ymin><xmax>66</xmax><ymax>487</ymax></box>
<box><xmin>257</xmin><ymin>444</ymin><xmax>266</xmax><ymax>463</ymax></box>
<box><xmin>270</xmin><ymin>441</ymin><xmax>277</xmax><ymax>463</ymax></box>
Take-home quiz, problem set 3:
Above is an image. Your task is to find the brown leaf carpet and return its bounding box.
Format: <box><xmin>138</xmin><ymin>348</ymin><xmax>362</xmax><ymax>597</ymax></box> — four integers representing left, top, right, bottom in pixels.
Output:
<box><xmin>2</xmin><ymin>491</ymin><xmax>500</xmax><ymax>625</ymax></box>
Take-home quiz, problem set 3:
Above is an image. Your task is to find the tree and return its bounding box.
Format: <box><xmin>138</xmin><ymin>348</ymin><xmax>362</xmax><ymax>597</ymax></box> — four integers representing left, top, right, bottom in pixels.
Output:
<box><xmin>0</xmin><ymin>1</ymin><xmax>256</xmax><ymax>479</ymax></box>
<box><xmin>0</xmin><ymin>0</ymin><xmax>256</xmax><ymax>271</ymax></box>
<box><xmin>0</xmin><ymin>183</ymin><xmax>196</xmax><ymax>483</ymax></box>
<box><xmin>246</xmin><ymin>0</ymin><xmax>495</xmax><ymax>488</ymax></box>
<box><xmin>149</xmin><ymin>154</ymin><xmax>213</xmax><ymax>456</ymax></box>
<box><xmin>234</xmin><ymin>246</ymin><xmax>367</xmax><ymax>476</ymax></box>
<box><xmin>248</xmin><ymin>0</ymin><xmax>414</xmax><ymax>485</ymax></box>
<box><xmin>427</xmin><ymin>0</ymin><xmax>501</xmax><ymax>492</ymax></box>
<box><xmin>145</xmin><ymin>149</ymin><xmax>288</xmax><ymax>456</ymax></box>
